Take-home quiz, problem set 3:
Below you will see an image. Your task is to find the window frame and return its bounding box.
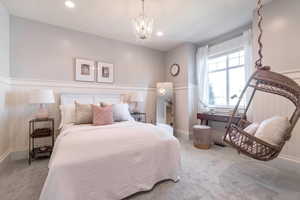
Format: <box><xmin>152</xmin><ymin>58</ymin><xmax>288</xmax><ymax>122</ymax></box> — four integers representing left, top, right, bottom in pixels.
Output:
<box><xmin>207</xmin><ymin>48</ymin><xmax>245</xmax><ymax>109</ymax></box>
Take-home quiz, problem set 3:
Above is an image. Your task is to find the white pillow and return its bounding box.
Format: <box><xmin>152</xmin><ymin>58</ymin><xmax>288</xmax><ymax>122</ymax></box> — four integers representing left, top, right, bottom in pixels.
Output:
<box><xmin>255</xmin><ymin>116</ymin><xmax>290</xmax><ymax>146</ymax></box>
<box><xmin>59</xmin><ymin>104</ymin><xmax>76</xmax><ymax>129</ymax></box>
<box><xmin>225</xmin><ymin>123</ymin><xmax>259</xmax><ymax>142</ymax></box>
<box><xmin>244</xmin><ymin>123</ymin><xmax>259</xmax><ymax>135</ymax></box>
<box><xmin>112</xmin><ymin>103</ymin><xmax>134</xmax><ymax>122</ymax></box>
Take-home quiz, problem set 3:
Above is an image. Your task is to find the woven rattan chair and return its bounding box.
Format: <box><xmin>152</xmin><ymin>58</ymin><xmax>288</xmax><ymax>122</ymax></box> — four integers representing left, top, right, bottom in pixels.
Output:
<box><xmin>224</xmin><ymin>69</ymin><xmax>300</xmax><ymax>161</ymax></box>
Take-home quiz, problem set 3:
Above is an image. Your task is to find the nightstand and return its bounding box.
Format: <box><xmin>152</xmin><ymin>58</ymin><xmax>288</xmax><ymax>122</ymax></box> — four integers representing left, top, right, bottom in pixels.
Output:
<box><xmin>131</xmin><ymin>112</ymin><xmax>147</xmax><ymax>123</ymax></box>
<box><xmin>28</xmin><ymin>118</ymin><xmax>54</xmax><ymax>165</ymax></box>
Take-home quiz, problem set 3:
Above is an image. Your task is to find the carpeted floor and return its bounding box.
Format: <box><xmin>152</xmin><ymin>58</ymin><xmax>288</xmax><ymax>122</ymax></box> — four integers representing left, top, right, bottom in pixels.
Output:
<box><xmin>1</xmin><ymin>140</ymin><xmax>300</xmax><ymax>200</ymax></box>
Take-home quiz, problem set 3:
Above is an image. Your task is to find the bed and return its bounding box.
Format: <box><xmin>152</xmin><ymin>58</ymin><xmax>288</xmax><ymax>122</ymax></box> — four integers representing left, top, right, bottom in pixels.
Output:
<box><xmin>39</xmin><ymin>94</ymin><xmax>181</xmax><ymax>200</ymax></box>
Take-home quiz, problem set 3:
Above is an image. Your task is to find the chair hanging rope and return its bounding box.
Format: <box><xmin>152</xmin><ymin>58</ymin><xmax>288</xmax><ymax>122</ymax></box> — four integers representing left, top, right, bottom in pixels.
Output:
<box><xmin>255</xmin><ymin>0</ymin><xmax>264</xmax><ymax>69</ymax></box>
<box><xmin>223</xmin><ymin>0</ymin><xmax>300</xmax><ymax>161</ymax></box>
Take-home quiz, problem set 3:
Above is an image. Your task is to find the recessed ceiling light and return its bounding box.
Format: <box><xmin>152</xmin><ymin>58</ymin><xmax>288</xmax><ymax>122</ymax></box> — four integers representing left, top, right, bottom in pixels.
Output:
<box><xmin>65</xmin><ymin>0</ymin><xmax>75</xmax><ymax>8</ymax></box>
<box><xmin>156</xmin><ymin>31</ymin><xmax>164</xmax><ymax>37</ymax></box>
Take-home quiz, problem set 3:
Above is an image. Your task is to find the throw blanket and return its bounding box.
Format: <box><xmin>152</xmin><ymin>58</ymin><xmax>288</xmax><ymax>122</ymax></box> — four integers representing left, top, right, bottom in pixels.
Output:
<box><xmin>40</xmin><ymin>122</ymin><xmax>181</xmax><ymax>200</ymax></box>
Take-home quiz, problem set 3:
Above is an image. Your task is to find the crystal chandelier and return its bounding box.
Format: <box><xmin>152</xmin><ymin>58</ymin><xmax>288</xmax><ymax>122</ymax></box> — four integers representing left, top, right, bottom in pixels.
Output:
<box><xmin>133</xmin><ymin>0</ymin><xmax>154</xmax><ymax>40</ymax></box>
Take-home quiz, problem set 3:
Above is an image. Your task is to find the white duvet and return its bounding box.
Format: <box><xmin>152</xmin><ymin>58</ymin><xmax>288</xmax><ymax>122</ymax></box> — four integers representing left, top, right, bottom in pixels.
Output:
<box><xmin>39</xmin><ymin>121</ymin><xmax>181</xmax><ymax>200</ymax></box>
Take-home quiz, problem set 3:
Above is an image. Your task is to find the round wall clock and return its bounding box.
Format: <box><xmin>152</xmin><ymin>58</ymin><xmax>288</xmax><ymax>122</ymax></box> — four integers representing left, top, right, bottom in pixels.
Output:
<box><xmin>170</xmin><ymin>64</ymin><xmax>180</xmax><ymax>77</ymax></box>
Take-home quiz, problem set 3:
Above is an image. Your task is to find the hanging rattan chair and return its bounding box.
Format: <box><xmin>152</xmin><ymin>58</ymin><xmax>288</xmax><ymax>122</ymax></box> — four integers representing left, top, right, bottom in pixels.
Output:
<box><xmin>224</xmin><ymin>69</ymin><xmax>300</xmax><ymax>161</ymax></box>
<box><xmin>223</xmin><ymin>0</ymin><xmax>300</xmax><ymax>161</ymax></box>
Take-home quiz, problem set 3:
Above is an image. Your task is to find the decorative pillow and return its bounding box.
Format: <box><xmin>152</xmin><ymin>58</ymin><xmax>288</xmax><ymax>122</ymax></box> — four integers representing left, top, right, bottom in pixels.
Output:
<box><xmin>75</xmin><ymin>101</ymin><xmax>93</xmax><ymax>124</ymax></box>
<box><xmin>92</xmin><ymin>105</ymin><xmax>113</xmax><ymax>126</ymax></box>
<box><xmin>255</xmin><ymin>116</ymin><xmax>290</xmax><ymax>146</ymax></box>
<box><xmin>59</xmin><ymin>104</ymin><xmax>76</xmax><ymax>129</ymax></box>
<box><xmin>100</xmin><ymin>102</ymin><xmax>113</xmax><ymax>107</ymax></box>
<box><xmin>111</xmin><ymin>103</ymin><xmax>134</xmax><ymax>122</ymax></box>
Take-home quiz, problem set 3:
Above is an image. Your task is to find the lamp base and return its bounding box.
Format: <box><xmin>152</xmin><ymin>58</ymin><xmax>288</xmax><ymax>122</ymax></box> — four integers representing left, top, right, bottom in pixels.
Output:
<box><xmin>35</xmin><ymin>105</ymin><xmax>49</xmax><ymax>119</ymax></box>
<box><xmin>132</xmin><ymin>102</ymin><xmax>140</xmax><ymax>113</ymax></box>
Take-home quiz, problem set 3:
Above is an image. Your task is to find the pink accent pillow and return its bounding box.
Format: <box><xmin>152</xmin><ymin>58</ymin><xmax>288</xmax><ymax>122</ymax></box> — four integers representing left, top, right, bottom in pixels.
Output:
<box><xmin>92</xmin><ymin>105</ymin><xmax>113</xmax><ymax>126</ymax></box>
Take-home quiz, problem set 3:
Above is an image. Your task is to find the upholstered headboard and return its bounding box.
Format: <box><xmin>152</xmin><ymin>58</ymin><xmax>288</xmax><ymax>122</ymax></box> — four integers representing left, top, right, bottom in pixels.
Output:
<box><xmin>60</xmin><ymin>93</ymin><xmax>122</xmax><ymax>105</ymax></box>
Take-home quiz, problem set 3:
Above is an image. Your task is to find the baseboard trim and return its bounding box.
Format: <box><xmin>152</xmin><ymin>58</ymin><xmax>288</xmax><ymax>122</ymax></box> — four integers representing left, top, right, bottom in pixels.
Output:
<box><xmin>10</xmin><ymin>150</ymin><xmax>28</xmax><ymax>161</ymax></box>
<box><xmin>0</xmin><ymin>151</ymin><xmax>11</xmax><ymax>171</ymax></box>
<box><xmin>0</xmin><ymin>151</ymin><xmax>10</xmax><ymax>163</ymax></box>
<box><xmin>278</xmin><ymin>154</ymin><xmax>300</xmax><ymax>164</ymax></box>
<box><xmin>175</xmin><ymin>129</ymin><xmax>190</xmax><ymax>141</ymax></box>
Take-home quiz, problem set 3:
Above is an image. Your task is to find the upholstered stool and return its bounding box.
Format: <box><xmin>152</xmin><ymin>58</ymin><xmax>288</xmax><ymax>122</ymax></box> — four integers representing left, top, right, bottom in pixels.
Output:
<box><xmin>193</xmin><ymin>125</ymin><xmax>212</xmax><ymax>149</ymax></box>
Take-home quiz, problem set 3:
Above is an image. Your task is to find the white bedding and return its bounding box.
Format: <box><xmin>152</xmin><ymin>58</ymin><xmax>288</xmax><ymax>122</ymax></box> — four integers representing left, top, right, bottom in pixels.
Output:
<box><xmin>40</xmin><ymin>121</ymin><xmax>181</xmax><ymax>200</ymax></box>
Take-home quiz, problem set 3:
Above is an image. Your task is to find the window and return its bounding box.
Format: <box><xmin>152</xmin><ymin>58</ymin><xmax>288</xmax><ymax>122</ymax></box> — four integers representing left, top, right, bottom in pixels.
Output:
<box><xmin>207</xmin><ymin>49</ymin><xmax>245</xmax><ymax>107</ymax></box>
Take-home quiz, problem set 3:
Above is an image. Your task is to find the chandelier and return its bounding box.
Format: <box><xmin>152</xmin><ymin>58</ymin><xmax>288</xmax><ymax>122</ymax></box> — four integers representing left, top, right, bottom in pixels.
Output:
<box><xmin>133</xmin><ymin>0</ymin><xmax>154</xmax><ymax>40</ymax></box>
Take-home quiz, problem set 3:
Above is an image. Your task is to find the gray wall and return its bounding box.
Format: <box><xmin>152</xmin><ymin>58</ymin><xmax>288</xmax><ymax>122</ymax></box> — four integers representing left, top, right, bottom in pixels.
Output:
<box><xmin>164</xmin><ymin>43</ymin><xmax>197</xmax><ymax>138</ymax></box>
<box><xmin>0</xmin><ymin>2</ymin><xmax>9</xmax><ymax>77</ymax></box>
<box><xmin>253</xmin><ymin>0</ymin><xmax>300</xmax><ymax>72</ymax></box>
<box><xmin>10</xmin><ymin>16</ymin><xmax>165</xmax><ymax>88</ymax></box>
<box><xmin>164</xmin><ymin>43</ymin><xmax>196</xmax><ymax>88</ymax></box>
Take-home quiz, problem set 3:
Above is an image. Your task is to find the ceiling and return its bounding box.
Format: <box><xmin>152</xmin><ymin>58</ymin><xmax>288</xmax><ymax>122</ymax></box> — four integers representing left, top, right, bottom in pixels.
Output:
<box><xmin>1</xmin><ymin>0</ymin><xmax>272</xmax><ymax>51</ymax></box>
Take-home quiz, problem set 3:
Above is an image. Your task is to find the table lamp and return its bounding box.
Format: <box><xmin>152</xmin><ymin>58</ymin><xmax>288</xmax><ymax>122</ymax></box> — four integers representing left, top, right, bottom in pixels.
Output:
<box><xmin>130</xmin><ymin>92</ymin><xmax>144</xmax><ymax>113</ymax></box>
<box><xmin>29</xmin><ymin>89</ymin><xmax>55</xmax><ymax>119</ymax></box>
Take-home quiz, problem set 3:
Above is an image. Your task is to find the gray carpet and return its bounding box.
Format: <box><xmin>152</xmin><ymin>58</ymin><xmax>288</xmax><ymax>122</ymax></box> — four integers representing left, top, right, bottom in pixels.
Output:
<box><xmin>1</xmin><ymin>140</ymin><xmax>300</xmax><ymax>200</ymax></box>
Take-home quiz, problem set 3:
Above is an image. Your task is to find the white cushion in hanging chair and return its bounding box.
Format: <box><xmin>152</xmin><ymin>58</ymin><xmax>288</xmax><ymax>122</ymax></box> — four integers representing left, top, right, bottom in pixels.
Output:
<box><xmin>225</xmin><ymin>123</ymin><xmax>258</xmax><ymax>142</ymax></box>
<box><xmin>244</xmin><ymin>123</ymin><xmax>259</xmax><ymax>135</ymax></box>
<box><xmin>255</xmin><ymin>116</ymin><xmax>290</xmax><ymax>146</ymax></box>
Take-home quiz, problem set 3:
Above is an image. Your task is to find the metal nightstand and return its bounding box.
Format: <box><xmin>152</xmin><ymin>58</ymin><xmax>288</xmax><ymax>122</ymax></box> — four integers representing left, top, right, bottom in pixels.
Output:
<box><xmin>131</xmin><ymin>112</ymin><xmax>147</xmax><ymax>123</ymax></box>
<box><xmin>29</xmin><ymin>118</ymin><xmax>54</xmax><ymax>165</ymax></box>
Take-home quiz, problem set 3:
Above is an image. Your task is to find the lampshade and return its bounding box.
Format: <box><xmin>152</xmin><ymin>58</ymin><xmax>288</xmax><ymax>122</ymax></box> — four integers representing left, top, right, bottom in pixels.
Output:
<box><xmin>29</xmin><ymin>89</ymin><xmax>55</xmax><ymax>104</ymax></box>
<box><xmin>130</xmin><ymin>93</ymin><xmax>144</xmax><ymax>102</ymax></box>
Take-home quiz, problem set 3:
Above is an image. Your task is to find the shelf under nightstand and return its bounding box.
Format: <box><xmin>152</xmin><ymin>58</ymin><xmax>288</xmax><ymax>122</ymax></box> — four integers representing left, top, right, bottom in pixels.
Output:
<box><xmin>29</xmin><ymin>118</ymin><xmax>54</xmax><ymax>165</ymax></box>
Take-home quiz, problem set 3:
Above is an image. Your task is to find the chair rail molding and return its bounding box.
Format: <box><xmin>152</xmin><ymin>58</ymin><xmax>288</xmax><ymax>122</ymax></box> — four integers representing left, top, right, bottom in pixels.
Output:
<box><xmin>0</xmin><ymin>76</ymin><xmax>11</xmax><ymax>85</ymax></box>
<box><xmin>9</xmin><ymin>77</ymin><xmax>155</xmax><ymax>91</ymax></box>
<box><xmin>280</xmin><ymin>69</ymin><xmax>300</xmax><ymax>81</ymax></box>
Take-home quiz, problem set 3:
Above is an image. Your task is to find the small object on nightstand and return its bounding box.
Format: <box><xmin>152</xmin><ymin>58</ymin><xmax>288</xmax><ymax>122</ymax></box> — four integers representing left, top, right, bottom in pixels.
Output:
<box><xmin>131</xmin><ymin>112</ymin><xmax>147</xmax><ymax>123</ymax></box>
<box><xmin>29</xmin><ymin>89</ymin><xmax>55</xmax><ymax>119</ymax></box>
<box><xmin>130</xmin><ymin>92</ymin><xmax>144</xmax><ymax>113</ymax></box>
<box><xmin>28</xmin><ymin>118</ymin><xmax>54</xmax><ymax>165</ymax></box>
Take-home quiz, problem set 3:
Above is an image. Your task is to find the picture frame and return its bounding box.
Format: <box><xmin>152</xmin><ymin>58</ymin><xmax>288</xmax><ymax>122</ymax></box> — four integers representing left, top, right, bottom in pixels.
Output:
<box><xmin>75</xmin><ymin>58</ymin><xmax>95</xmax><ymax>82</ymax></box>
<box><xmin>97</xmin><ymin>62</ymin><xmax>114</xmax><ymax>83</ymax></box>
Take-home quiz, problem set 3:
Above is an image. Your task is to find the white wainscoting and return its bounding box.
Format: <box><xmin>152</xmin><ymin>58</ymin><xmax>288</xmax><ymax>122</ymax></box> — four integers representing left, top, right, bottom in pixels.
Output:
<box><xmin>173</xmin><ymin>84</ymin><xmax>198</xmax><ymax>140</ymax></box>
<box><xmin>174</xmin><ymin>86</ymin><xmax>190</xmax><ymax>139</ymax></box>
<box><xmin>0</xmin><ymin>76</ymin><xmax>10</xmax><ymax>162</ymax></box>
<box><xmin>281</xmin><ymin>69</ymin><xmax>300</xmax><ymax>80</ymax></box>
<box><xmin>0</xmin><ymin>76</ymin><xmax>10</xmax><ymax>85</ymax></box>
<box><xmin>6</xmin><ymin>78</ymin><xmax>156</xmax><ymax>154</ymax></box>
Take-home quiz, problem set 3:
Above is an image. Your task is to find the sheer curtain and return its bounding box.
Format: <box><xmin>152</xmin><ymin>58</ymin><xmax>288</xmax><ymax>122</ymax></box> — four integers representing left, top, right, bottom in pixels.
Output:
<box><xmin>243</xmin><ymin>29</ymin><xmax>254</xmax><ymax>85</ymax></box>
<box><xmin>196</xmin><ymin>29</ymin><xmax>253</xmax><ymax>112</ymax></box>
<box><xmin>196</xmin><ymin>45</ymin><xmax>209</xmax><ymax>112</ymax></box>
<box><xmin>243</xmin><ymin>29</ymin><xmax>254</xmax><ymax>120</ymax></box>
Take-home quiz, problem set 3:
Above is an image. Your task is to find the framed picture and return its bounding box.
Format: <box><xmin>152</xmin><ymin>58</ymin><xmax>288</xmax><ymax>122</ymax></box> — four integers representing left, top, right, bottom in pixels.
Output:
<box><xmin>75</xmin><ymin>58</ymin><xmax>95</xmax><ymax>82</ymax></box>
<box><xmin>97</xmin><ymin>62</ymin><xmax>114</xmax><ymax>83</ymax></box>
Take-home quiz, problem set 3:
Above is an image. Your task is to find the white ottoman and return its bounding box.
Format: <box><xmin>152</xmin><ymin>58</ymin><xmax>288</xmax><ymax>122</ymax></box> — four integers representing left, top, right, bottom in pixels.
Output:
<box><xmin>193</xmin><ymin>125</ymin><xmax>212</xmax><ymax>149</ymax></box>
